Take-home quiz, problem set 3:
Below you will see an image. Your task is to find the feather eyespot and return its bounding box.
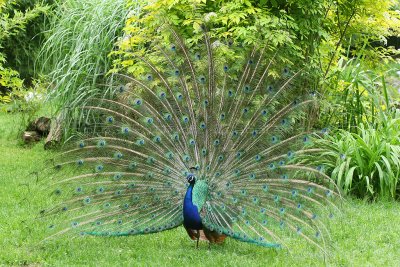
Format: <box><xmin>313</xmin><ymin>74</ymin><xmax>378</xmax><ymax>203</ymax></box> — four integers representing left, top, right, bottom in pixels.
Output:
<box><xmin>106</xmin><ymin>116</ymin><xmax>114</xmax><ymax>123</ymax></box>
<box><xmin>199</xmin><ymin>76</ymin><xmax>206</xmax><ymax>83</ymax></box>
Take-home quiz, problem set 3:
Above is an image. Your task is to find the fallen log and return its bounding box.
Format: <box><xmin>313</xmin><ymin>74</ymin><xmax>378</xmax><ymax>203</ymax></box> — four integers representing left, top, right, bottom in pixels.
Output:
<box><xmin>23</xmin><ymin>131</ymin><xmax>41</xmax><ymax>143</ymax></box>
<box><xmin>27</xmin><ymin>117</ymin><xmax>51</xmax><ymax>136</ymax></box>
<box><xmin>44</xmin><ymin>114</ymin><xmax>63</xmax><ymax>150</ymax></box>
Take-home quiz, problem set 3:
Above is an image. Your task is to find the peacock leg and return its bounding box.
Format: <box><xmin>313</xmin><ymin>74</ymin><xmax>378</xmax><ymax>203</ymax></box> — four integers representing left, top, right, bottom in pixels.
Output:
<box><xmin>195</xmin><ymin>230</ymin><xmax>200</xmax><ymax>249</ymax></box>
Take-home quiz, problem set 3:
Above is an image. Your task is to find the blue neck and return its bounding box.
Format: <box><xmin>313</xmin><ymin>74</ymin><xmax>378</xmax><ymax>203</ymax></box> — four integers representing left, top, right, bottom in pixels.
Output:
<box><xmin>183</xmin><ymin>184</ymin><xmax>202</xmax><ymax>230</ymax></box>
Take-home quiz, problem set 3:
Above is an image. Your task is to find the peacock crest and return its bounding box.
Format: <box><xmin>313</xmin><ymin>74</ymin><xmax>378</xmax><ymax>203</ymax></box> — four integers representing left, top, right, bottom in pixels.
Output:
<box><xmin>41</xmin><ymin>26</ymin><xmax>340</xmax><ymax>252</ymax></box>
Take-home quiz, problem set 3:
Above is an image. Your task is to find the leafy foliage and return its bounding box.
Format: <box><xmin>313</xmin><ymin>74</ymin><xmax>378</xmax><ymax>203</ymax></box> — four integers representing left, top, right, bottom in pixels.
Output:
<box><xmin>0</xmin><ymin>0</ymin><xmax>49</xmax><ymax>103</ymax></box>
<box><xmin>304</xmin><ymin>111</ymin><xmax>400</xmax><ymax>200</ymax></box>
<box><xmin>114</xmin><ymin>0</ymin><xmax>330</xmax><ymax>78</ymax></box>
<box><xmin>1</xmin><ymin>0</ymin><xmax>53</xmax><ymax>82</ymax></box>
<box><xmin>115</xmin><ymin>0</ymin><xmax>400</xmax><ymax>81</ymax></box>
<box><xmin>320</xmin><ymin>0</ymin><xmax>400</xmax><ymax>75</ymax></box>
<box><xmin>319</xmin><ymin>56</ymin><xmax>396</xmax><ymax>132</ymax></box>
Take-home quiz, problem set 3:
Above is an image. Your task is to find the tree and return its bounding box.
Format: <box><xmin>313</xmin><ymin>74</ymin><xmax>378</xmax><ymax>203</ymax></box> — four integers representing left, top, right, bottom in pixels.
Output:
<box><xmin>114</xmin><ymin>0</ymin><xmax>400</xmax><ymax>82</ymax></box>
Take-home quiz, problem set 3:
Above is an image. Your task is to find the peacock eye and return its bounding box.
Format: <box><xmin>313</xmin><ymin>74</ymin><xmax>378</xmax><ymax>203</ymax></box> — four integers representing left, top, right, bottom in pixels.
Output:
<box><xmin>47</xmin><ymin>29</ymin><xmax>339</xmax><ymax>250</ymax></box>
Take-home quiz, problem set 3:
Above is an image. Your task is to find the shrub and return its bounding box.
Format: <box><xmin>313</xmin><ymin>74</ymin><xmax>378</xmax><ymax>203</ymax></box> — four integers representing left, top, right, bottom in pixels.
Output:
<box><xmin>305</xmin><ymin>111</ymin><xmax>400</xmax><ymax>200</ymax></box>
<box><xmin>115</xmin><ymin>0</ymin><xmax>400</xmax><ymax>80</ymax></box>
<box><xmin>1</xmin><ymin>0</ymin><xmax>52</xmax><ymax>83</ymax></box>
<box><xmin>0</xmin><ymin>0</ymin><xmax>49</xmax><ymax>103</ymax></box>
<box><xmin>114</xmin><ymin>0</ymin><xmax>331</xmax><ymax>78</ymax></box>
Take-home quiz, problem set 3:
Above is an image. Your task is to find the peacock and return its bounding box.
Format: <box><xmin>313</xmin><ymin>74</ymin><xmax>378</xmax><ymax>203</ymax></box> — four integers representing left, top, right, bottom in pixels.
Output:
<box><xmin>41</xmin><ymin>26</ymin><xmax>340</xmax><ymax>252</ymax></box>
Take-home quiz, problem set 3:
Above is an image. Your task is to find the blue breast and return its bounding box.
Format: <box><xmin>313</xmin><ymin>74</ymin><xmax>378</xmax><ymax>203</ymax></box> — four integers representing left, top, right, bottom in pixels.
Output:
<box><xmin>183</xmin><ymin>184</ymin><xmax>203</xmax><ymax>230</ymax></box>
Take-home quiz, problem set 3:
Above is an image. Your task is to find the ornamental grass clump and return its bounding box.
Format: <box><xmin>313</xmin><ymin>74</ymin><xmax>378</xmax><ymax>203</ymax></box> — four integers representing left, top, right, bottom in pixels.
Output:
<box><xmin>38</xmin><ymin>0</ymin><xmax>133</xmax><ymax>135</ymax></box>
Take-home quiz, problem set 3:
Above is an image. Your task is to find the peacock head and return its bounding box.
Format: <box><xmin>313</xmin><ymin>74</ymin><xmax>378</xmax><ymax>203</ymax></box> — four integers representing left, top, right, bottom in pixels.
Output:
<box><xmin>186</xmin><ymin>173</ymin><xmax>196</xmax><ymax>185</ymax></box>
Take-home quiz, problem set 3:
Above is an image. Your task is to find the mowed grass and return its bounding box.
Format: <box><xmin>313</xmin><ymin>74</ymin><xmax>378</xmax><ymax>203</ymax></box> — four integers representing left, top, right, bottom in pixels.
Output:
<box><xmin>1</xmin><ymin>112</ymin><xmax>400</xmax><ymax>266</ymax></box>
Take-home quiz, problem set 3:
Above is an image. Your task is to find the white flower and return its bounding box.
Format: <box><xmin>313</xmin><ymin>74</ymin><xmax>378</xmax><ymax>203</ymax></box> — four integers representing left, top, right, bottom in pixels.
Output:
<box><xmin>204</xmin><ymin>12</ymin><xmax>217</xmax><ymax>22</ymax></box>
<box><xmin>24</xmin><ymin>92</ymin><xmax>35</xmax><ymax>102</ymax></box>
<box><xmin>127</xmin><ymin>9</ymin><xmax>138</xmax><ymax>18</ymax></box>
<box><xmin>211</xmin><ymin>40</ymin><xmax>222</xmax><ymax>48</ymax></box>
<box><xmin>122</xmin><ymin>34</ymin><xmax>132</xmax><ymax>42</ymax></box>
<box><xmin>24</xmin><ymin>92</ymin><xmax>43</xmax><ymax>102</ymax></box>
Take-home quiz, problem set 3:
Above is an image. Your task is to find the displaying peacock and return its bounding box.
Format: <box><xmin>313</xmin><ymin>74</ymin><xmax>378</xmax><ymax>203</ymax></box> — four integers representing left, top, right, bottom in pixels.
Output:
<box><xmin>41</xmin><ymin>26</ymin><xmax>340</xmax><ymax>252</ymax></box>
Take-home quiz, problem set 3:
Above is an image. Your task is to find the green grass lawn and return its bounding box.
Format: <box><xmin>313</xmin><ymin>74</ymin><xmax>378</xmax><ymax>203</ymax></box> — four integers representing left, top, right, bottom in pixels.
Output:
<box><xmin>1</xmin><ymin>112</ymin><xmax>400</xmax><ymax>266</ymax></box>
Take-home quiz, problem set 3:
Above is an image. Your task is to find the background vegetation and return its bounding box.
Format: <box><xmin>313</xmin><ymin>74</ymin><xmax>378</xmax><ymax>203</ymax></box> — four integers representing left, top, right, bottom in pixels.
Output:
<box><xmin>37</xmin><ymin>0</ymin><xmax>131</xmax><ymax>136</ymax></box>
<box><xmin>0</xmin><ymin>0</ymin><xmax>50</xmax><ymax>103</ymax></box>
<box><xmin>116</xmin><ymin>0</ymin><xmax>400</xmax><ymax>79</ymax></box>
<box><xmin>1</xmin><ymin>0</ymin><xmax>400</xmax><ymax>265</ymax></box>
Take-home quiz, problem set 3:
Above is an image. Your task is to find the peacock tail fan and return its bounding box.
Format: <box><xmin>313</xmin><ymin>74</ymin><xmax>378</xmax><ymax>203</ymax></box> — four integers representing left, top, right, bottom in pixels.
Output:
<box><xmin>39</xmin><ymin>26</ymin><xmax>341</xmax><ymax>253</ymax></box>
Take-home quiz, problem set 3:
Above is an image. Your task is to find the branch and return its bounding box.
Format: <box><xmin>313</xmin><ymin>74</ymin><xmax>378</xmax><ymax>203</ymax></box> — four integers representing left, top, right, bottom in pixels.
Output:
<box><xmin>323</xmin><ymin>6</ymin><xmax>357</xmax><ymax>79</ymax></box>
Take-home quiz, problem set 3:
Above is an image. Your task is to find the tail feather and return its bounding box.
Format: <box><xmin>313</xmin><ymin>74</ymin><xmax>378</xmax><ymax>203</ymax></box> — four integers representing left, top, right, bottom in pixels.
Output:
<box><xmin>39</xmin><ymin>26</ymin><xmax>340</xmax><ymax>252</ymax></box>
